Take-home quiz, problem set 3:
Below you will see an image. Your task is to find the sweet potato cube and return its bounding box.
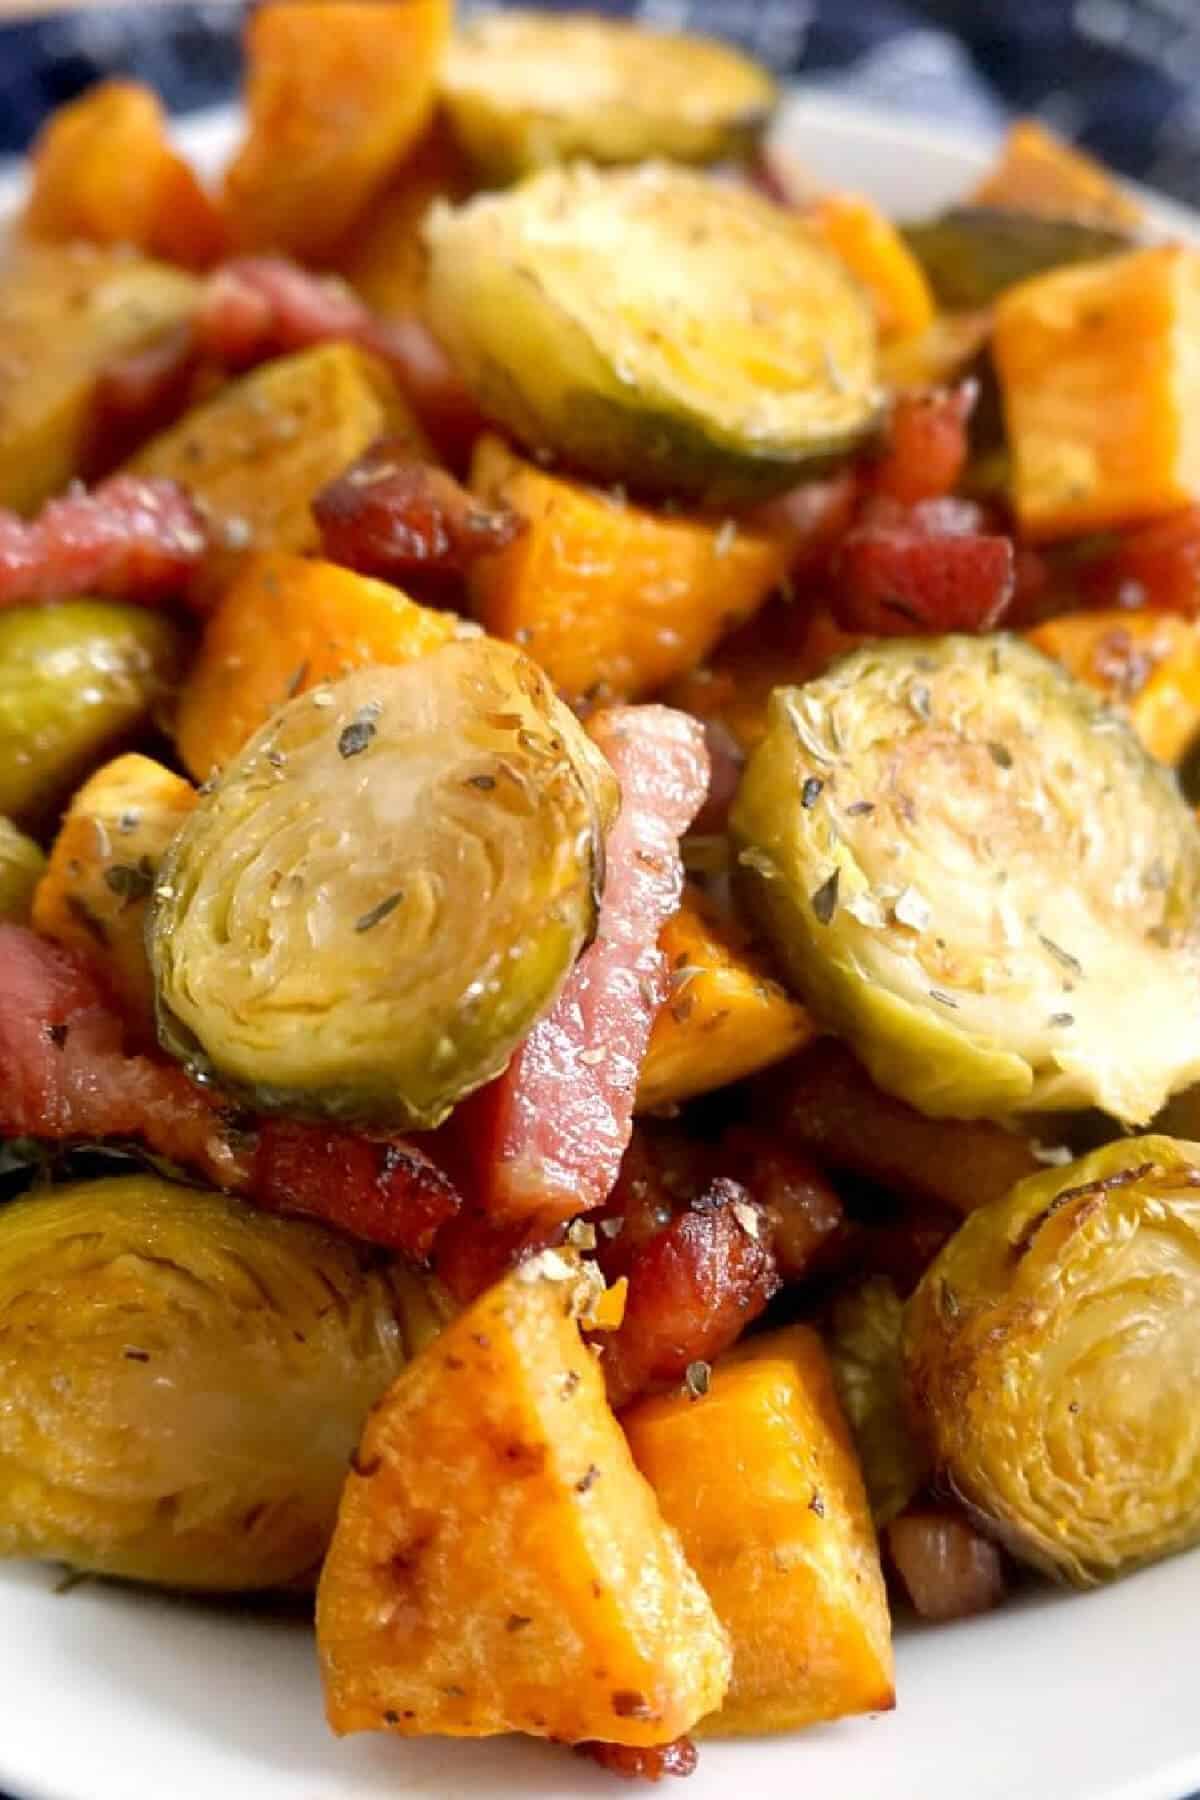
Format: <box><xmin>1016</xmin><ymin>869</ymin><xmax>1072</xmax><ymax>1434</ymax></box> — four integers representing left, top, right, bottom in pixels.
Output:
<box><xmin>175</xmin><ymin>552</ymin><xmax>460</xmax><ymax>779</ymax></box>
<box><xmin>812</xmin><ymin>193</ymin><xmax>935</xmax><ymax>342</ymax></box>
<box><xmin>972</xmin><ymin>118</ymin><xmax>1141</xmax><ymax>228</ymax></box>
<box><xmin>22</xmin><ymin>80</ymin><xmax>224</xmax><ymax>269</ymax></box>
<box><xmin>222</xmin><ymin>1</ymin><xmax>451</xmax><ymax>260</ymax></box>
<box><xmin>330</xmin><ymin>118</ymin><xmax>474</xmax><ymax>321</ymax></box>
<box><xmin>32</xmin><ymin>754</ymin><xmax>195</xmax><ymax>1043</ymax></box>
<box><xmin>468</xmin><ymin>434</ymin><xmax>789</xmax><ymax>703</ymax></box>
<box><xmin>994</xmin><ymin>246</ymin><xmax>1200</xmax><ymax>540</ymax></box>
<box><xmin>623</xmin><ymin>1324</ymin><xmax>894</xmax><ymax>1737</ymax></box>
<box><xmin>637</xmin><ymin>884</ymin><xmax>814</xmax><ymax>1112</ymax></box>
<box><xmin>317</xmin><ymin>1263</ymin><xmax>731</xmax><ymax>1747</ymax></box>
<box><xmin>1029</xmin><ymin>608</ymin><xmax>1200</xmax><ymax>767</ymax></box>
<box><xmin>130</xmin><ymin>344</ymin><xmax>426</xmax><ymax>589</ymax></box>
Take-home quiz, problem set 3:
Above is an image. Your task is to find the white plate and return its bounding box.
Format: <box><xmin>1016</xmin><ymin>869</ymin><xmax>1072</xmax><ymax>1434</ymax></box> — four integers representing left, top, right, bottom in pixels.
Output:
<box><xmin>1</xmin><ymin>92</ymin><xmax>1199</xmax><ymax>1800</ymax></box>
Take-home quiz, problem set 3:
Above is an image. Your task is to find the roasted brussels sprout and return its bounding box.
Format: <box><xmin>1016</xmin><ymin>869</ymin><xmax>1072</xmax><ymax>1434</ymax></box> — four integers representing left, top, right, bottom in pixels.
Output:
<box><xmin>901</xmin><ymin>207</ymin><xmax>1133</xmax><ymax>310</ymax></box>
<box><xmin>828</xmin><ymin>1277</ymin><xmax>929</xmax><ymax>1526</ymax></box>
<box><xmin>0</xmin><ymin>1175</ymin><xmax>449</xmax><ymax>1590</ymax></box>
<box><xmin>904</xmin><ymin>1137</ymin><xmax>1200</xmax><ymax>1584</ymax></box>
<box><xmin>152</xmin><ymin>637</ymin><xmax>619</xmax><ymax>1128</ymax></box>
<box><xmin>0</xmin><ymin>602</ymin><xmax>183</xmax><ymax>828</ymax></box>
<box><xmin>426</xmin><ymin>162</ymin><xmax>881</xmax><ymax>504</ymax></box>
<box><xmin>0</xmin><ymin>818</ymin><xmax>46</xmax><ymax>923</ymax></box>
<box><xmin>731</xmin><ymin>635</ymin><xmax>1200</xmax><ymax>1125</ymax></box>
<box><xmin>442</xmin><ymin>11</ymin><xmax>777</xmax><ymax>183</ymax></box>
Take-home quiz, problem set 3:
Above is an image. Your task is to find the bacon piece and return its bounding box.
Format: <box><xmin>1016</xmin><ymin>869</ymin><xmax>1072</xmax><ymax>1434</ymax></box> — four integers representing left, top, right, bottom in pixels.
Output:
<box><xmin>465</xmin><ymin>706</ymin><xmax>709</xmax><ymax>1228</ymax></box>
<box><xmin>597</xmin><ymin>1175</ymin><xmax>778</xmax><ymax>1410</ymax></box>
<box><xmin>719</xmin><ymin>1129</ymin><xmax>846</xmax><ymax>1282</ymax></box>
<box><xmin>195</xmin><ymin>256</ymin><xmax>483</xmax><ymax>464</ymax></box>
<box><xmin>254</xmin><ymin>1119</ymin><xmax>459</xmax><ymax>1263</ymax></box>
<box><xmin>833</xmin><ymin>496</ymin><xmax>1015</xmax><ymax>636</ymax></box>
<box><xmin>0</xmin><ymin>475</ymin><xmax>208</xmax><ymax>611</ymax></box>
<box><xmin>578</xmin><ymin>1738</ymin><xmax>699</xmax><ymax>1782</ymax></box>
<box><xmin>0</xmin><ymin>923</ymin><xmax>243</xmax><ymax>1188</ymax></box>
<box><xmin>886</xmin><ymin>1506</ymin><xmax>1007</xmax><ymax>1621</ymax></box>
<box><xmin>869</xmin><ymin>383</ymin><xmax>976</xmax><ymax>507</ymax></box>
<box><xmin>88</xmin><ymin>325</ymin><xmax>207</xmax><ymax>475</ymax></box>
<box><xmin>1080</xmin><ymin>505</ymin><xmax>1200</xmax><ymax>615</ymax></box>
<box><xmin>0</xmin><ymin>925</ymin><xmax>461</xmax><ymax>1255</ymax></box>
<box><xmin>313</xmin><ymin>442</ymin><xmax>522</xmax><ymax>581</ymax></box>
<box><xmin>431</xmin><ymin>1206</ymin><xmax>561</xmax><ymax>1306</ymax></box>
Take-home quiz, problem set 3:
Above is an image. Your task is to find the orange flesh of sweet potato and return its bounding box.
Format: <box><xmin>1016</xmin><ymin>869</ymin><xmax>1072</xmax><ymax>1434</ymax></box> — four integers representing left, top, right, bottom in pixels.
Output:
<box><xmin>467</xmin><ymin>434</ymin><xmax>790</xmax><ymax>704</ymax></box>
<box><xmin>1029</xmin><ymin>608</ymin><xmax>1200</xmax><ymax>767</ymax></box>
<box><xmin>994</xmin><ymin>245</ymin><xmax>1200</xmax><ymax>541</ymax></box>
<box><xmin>637</xmin><ymin>883</ymin><xmax>814</xmax><ymax>1112</ymax></box>
<box><xmin>317</xmin><ymin>1262</ymin><xmax>731</xmax><ymax>1746</ymax></box>
<box><xmin>812</xmin><ymin>193</ymin><xmax>935</xmax><ymax>342</ymax></box>
<box><xmin>972</xmin><ymin>118</ymin><xmax>1142</xmax><ymax>228</ymax></box>
<box><xmin>623</xmin><ymin>1323</ymin><xmax>894</xmax><ymax>1736</ymax></box>
<box><xmin>222</xmin><ymin>1</ymin><xmax>451</xmax><ymax>260</ymax></box>
<box><xmin>32</xmin><ymin>753</ymin><xmax>195</xmax><ymax>1043</ymax></box>
<box><xmin>174</xmin><ymin>552</ymin><xmax>460</xmax><ymax>779</ymax></box>
<box><xmin>22</xmin><ymin>80</ymin><xmax>225</xmax><ymax>270</ymax></box>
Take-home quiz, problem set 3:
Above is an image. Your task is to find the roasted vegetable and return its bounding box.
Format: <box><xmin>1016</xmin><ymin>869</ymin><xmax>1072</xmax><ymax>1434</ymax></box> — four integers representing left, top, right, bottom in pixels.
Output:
<box><xmin>330</xmin><ymin>117</ymin><xmax>474</xmax><ymax>321</ymax></box>
<box><xmin>902</xmin><ymin>207</ymin><xmax>1130</xmax><ymax>310</ymax></box>
<box><xmin>812</xmin><ymin>192</ymin><xmax>935</xmax><ymax>343</ymax></box>
<box><xmin>441</xmin><ymin>10</ymin><xmax>776</xmax><ymax>183</ymax></box>
<box><xmin>0</xmin><ymin>1174</ymin><xmax>445</xmax><ymax>1590</ymax></box>
<box><xmin>467</xmin><ymin>433</ymin><xmax>790</xmax><ymax>703</ymax></box>
<box><xmin>1029</xmin><ymin>609</ymin><xmax>1200</xmax><ymax>767</ymax></box>
<box><xmin>152</xmin><ymin>638</ymin><xmax>619</xmax><ymax>1129</ymax></box>
<box><xmin>972</xmin><ymin>118</ymin><xmax>1142</xmax><ymax>228</ymax></box>
<box><xmin>624</xmin><ymin>1325</ymin><xmax>894</xmax><ymax>1736</ymax></box>
<box><xmin>993</xmin><ymin>245</ymin><xmax>1200</xmax><ymax>541</ymax></box>
<box><xmin>427</xmin><ymin>162</ymin><xmax>881</xmax><ymax>504</ymax></box>
<box><xmin>637</xmin><ymin>883</ymin><xmax>815</xmax><ymax>1112</ymax></box>
<box><xmin>174</xmin><ymin>552</ymin><xmax>461</xmax><ymax>780</ymax></box>
<box><xmin>318</xmin><ymin>1260</ymin><xmax>730</xmax><ymax>1745</ymax></box>
<box><xmin>904</xmin><ymin>1136</ymin><xmax>1200</xmax><ymax>1585</ymax></box>
<box><xmin>0</xmin><ymin>243</ymin><xmax>198</xmax><ymax>514</ymax></box>
<box><xmin>32</xmin><ymin>754</ymin><xmax>196</xmax><ymax>1041</ymax></box>
<box><xmin>0</xmin><ymin>819</ymin><xmax>45</xmax><ymax>924</ymax></box>
<box><xmin>130</xmin><ymin>344</ymin><xmax>426</xmax><ymax>587</ymax></box>
<box><xmin>731</xmin><ymin>635</ymin><xmax>1200</xmax><ymax>1124</ymax></box>
<box><xmin>0</xmin><ymin>603</ymin><xmax>183</xmax><ymax>829</ymax></box>
<box><xmin>22</xmin><ymin>79</ymin><xmax>224</xmax><ymax>269</ymax></box>
<box><xmin>828</xmin><ymin>1276</ymin><xmax>928</xmax><ymax>1525</ymax></box>
<box><xmin>222</xmin><ymin>0</ymin><xmax>451</xmax><ymax>260</ymax></box>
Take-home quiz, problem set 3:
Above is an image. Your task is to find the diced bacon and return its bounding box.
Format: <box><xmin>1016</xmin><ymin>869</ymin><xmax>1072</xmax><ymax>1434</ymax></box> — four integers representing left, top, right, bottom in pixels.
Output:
<box><xmin>466</xmin><ymin>706</ymin><xmax>709</xmax><ymax>1228</ymax></box>
<box><xmin>833</xmin><ymin>496</ymin><xmax>1015</xmax><ymax>635</ymax></box>
<box><xmin>253</xmin><ymin>1119</ymin><xmax>459</xmax><ymax>1263</ymax></box>
<box><xmin>194</xmin><ymin>256</ymin><xmax>483</xmax><ymax>464</ymax></box>
<box><xmin>0</xmin><ymin>924</ymin><xmax>461</xmax><ymax>1256</ymax></box>
<box><xmin>0</xmin><ymin>923</ymin><xmax>243</xmax><ymax>1187</ymax></box>
<box><xmin>578</xmin><ymin>1738</ymin><xmax>699</xmax><ymax>1782</ymax></box>
<box><xmin>1080</xmin><ymin>505</ymin><xmax>1200</xmax><ymax>615</ymax></box>
<box><xmin>869</xmin><ymin>383</ymin><xmax>976</xmax><ymax>507</ymax></box>
<box><xmin>313</xmin><ymin>443</ymin><xmax>522</xmax><ymax>581</ymax></box>
<box><xmin>431</xmin><ymin>1206</ymin><xmax>561</xmax><ymax>1305</ymax></box>
<box><xmin>0</xmin><ymin>475</ymin><xmax>207</xmax><ymax>610</ymax></box>
<box><xmin>596</xmin><ymin>1174</ymin><xmax>779</xmax><ymax>1410</ymax></box>
<box><xmin>88</xmin><ymin>323</ymin><xmax>205</xmax><ymax>475</ymax></box>
<box><xmin>719</xmin><ymin>1129</ymin><xmax>847</xmax><ymax>1282</ymax></box>
<box><xmin>886</xmin><ymin>1506</ymin><xmax>1007</xmax><ymax>1621</ymax></box>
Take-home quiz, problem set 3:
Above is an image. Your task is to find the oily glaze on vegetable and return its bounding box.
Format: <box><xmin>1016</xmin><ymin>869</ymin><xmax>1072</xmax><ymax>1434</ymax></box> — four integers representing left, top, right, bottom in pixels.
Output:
<box><xmin>427</xmin><ymin>162</ymin><xmax>881</xmax><ymax>503</ymax></box>
<box><xmin>904</xmin><ymin>1137</ymin><xmax>1200</xmax><ymax>1585</ymax></box>
<box><xmin>152</xmin><ymin>637</ymin><xmax>619</xmax><ymax>1130</ymax></box>
<box><xmin>0</xmin><ymin>1175</ymin><xmax>447</xmax><ymax>1590</ymax></box>
<box><xmin>732</xmin><ymin>635</ymin><xmax>1200</xmax><ymax>1124</ymax></box>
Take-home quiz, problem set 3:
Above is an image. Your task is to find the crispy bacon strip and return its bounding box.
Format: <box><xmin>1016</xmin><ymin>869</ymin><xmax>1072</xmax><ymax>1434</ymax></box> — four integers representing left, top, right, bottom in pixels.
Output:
<box><xmin>0</xmin><ymin>475</ymin><xmax>207</xmax><ymax>610</ymax></box>
<box><xmin>194</xmin><ymin>255</ymin><xmax>483</xmax><ymax>463</ymax></box>
<box><xmin>313</xmin><ymin>441</ymin><xmax>522</xmax><ymax>581</ymax></box>
<box><xmin>466</xmin><ymin>706</ymin><xmax>709</xmax><ymax>1228</ymax></box>
<box><xmin>0</xmin><ymin>925</ymin><xmax>459</xmax><ymax>1260</ymax></box>
<box><xmin>578</xmin><ymin>1738</ymin><xmax>699</xmax><ymax>1782</ymax></box>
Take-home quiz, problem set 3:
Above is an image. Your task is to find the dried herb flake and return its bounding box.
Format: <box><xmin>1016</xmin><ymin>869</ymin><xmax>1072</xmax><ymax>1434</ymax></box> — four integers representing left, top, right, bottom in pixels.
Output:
<box><xmin>811</xmin><ymin>869</ymin><xmax>840</xmax><ymax>926</ymax></box>
<box><xmin>354</xmin><ymin>891</ymin><xmax>404</xmax><ymax>933</ymax></box>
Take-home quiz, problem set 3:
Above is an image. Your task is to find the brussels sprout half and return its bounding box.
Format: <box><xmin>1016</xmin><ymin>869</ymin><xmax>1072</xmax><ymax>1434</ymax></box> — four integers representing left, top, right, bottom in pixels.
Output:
<box><xmin>901</xmin><ymin>207</ymin><xmax>1133</xmax><ymax>310</ymax></box>
<box><xmin>904</xmin><ymin>1137</ymin><xmax>1200</xmax><ymax>1585</ymax></box>
<box><xmin>152</xmin><ymin>637</ymin><xmax>619</xmax><ymax>1129</ymax></box>
<box><xmin>731</xmin><ymin>634</ymin><xmax>1200</xmax><ymax>1125</ymax></box>
<box><xmin>426</xmin><ymin>161</ymin><xmax>881</xmax><ymax>504</ymax></box>
<box><xmin>0</xmin><ymin>1175</ymin><xmax>450</xmax><ymax>1590</ymax></box>
<box><xmin>442</xmin><ymin>10</ymin><xmax>777</xmax><ymax>183</ymax></box>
